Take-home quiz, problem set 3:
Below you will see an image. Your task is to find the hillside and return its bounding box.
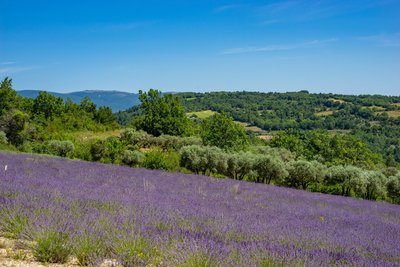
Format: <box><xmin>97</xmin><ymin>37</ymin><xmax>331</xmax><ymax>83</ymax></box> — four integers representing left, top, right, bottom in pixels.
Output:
<box><xmin>1</xmin><ymin>152</ymin><xmax>399</xmax><ymax>266</ymax></box>
<box><xmin>115</xmin><ymin>91</ymin><xmax>400</xmax><ymax>165</ymax></box>
<box><xmin>17</xmin><ymin>90</ymin><xmax>140</xmax><ymax>112</ymax></box>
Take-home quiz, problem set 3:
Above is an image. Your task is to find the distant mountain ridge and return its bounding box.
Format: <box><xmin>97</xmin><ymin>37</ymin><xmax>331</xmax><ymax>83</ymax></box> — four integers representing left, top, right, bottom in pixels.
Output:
<box><xmin>17</xmin><ymin>90</ymin><xmax>140</xmax><ymax>112</ymax></box>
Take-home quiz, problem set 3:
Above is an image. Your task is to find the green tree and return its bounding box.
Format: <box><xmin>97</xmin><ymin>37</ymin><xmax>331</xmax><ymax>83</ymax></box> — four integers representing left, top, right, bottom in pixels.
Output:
<box><xmin>122</xmin><ymin>150</ymin><xmax>144</xmax><ymax>167</ymax></box>
<box><xmin>254</xmin><ymin>155</ymin><xmax>288</xmax><ymax>184</ymax></box>
<box><xmin>326</xmin><ymin>165</ymin><xmax>364</xmax><ymax>196</ymax></box>
<box><xmin>0</xmin><ymin>77</ymin><xmax>19</xmax><ymax>115</ymax></box>
<box><xmin>47</xmin><ymin>140</ymin><xmax>75</xmax><ymax>157</ymax></box>
<box><xmin>33</xmin><ymin>91</ymin><xmax>64</xmax><ymax>119</ymax></box>
<box><xmin>285</xmin><ymin>160</ymin><xmax>326</xmax><ymax>190</ymax></box>
<box><xmin>363</xmin><ymin>171</ymin><xmax>387</xmax><ymax>200</ymax></box>
<box><xmin>136</xmin><ymin>89</ymin><xmax>190</xmax><ymax>137</ymax></box>
<box><xmin>95</xmin><ymin>106</ymin><xmax>116</xmax><ymax>125</ymax></box>
<box><xmin>201</xmin><ymin>113</ymin><xmax>248</xmax><ymax>151</ymax></box>
<box><xmin>80</xmin><ymin>96</ymin><xmax>97</xmax><ymax>114</ymax></box>
<box><xmin>0</xmin><ymin>109</ymin><xmax>29</xmax><ymax>146</ymax></box>
<box><xmin>387</xmin><ymin>174</ymin><xmax>400</xmax><ymax>203</ymax></box>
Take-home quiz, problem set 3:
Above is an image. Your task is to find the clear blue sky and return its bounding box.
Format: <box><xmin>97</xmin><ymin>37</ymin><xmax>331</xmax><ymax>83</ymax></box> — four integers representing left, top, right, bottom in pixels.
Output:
<box><xmin>0</xmin><ymin>0</ymin><xmax>399</xmax><ymax>95</ymax></box>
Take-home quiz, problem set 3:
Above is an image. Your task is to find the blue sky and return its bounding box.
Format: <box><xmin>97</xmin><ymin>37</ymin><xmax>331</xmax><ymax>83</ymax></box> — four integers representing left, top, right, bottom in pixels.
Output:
<box><xmin>0</xmin><ymin>0</ymin><xmax>399</xmax><ymax>95</ymax></box>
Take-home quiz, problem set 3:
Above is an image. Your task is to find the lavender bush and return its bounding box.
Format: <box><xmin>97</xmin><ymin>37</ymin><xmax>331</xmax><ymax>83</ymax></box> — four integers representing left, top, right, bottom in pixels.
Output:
<box><xmin>0</xmin><ymin>151</ymin><xmax>399</xmax><ymax>266</ymax></box>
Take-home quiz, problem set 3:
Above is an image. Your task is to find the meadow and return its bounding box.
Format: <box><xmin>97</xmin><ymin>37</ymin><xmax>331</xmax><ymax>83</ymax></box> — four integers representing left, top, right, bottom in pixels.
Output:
<box><xmin>1</xmin><ymin>152</ymin><xmax>400</xmax><ymax>266</ymax></box>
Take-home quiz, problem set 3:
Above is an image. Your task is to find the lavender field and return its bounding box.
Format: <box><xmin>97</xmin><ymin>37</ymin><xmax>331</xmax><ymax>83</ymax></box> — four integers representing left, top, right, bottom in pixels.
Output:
<box><xmin>0</xmin><ymin>152</ymin><xmax>400</xmax><ymax>266</ymax></box>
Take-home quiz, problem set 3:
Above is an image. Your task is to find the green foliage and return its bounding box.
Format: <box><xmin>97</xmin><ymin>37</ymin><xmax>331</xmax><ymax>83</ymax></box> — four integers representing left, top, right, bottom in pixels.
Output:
<box><xmin>113</xmin><ymin>235</ymin><xmax>161</xmax><ymax>267</ymax></box>
<box><xmin>285</xmin><ymin>160</ymin><xmax>326</xmax><ymax>189</ymax></box>
<box><xmin>225</xmin><ymin>152</ymin><xmax>256</xmax><ymax>180</ymax></box>
<box><xmin>0</xmin><ymin>109</ymin><xmax>29</xmax><ymax>146</ymax></box>
<box><xmin>33</xmin><ymin>91</ymin><xmax>64</xmax><ymax>119</ymax></box>
<box><xmin>136</xmin><ymin>89</ymin><xmax>190</xmax><ymax>136</ymax></box>
<box><xmin>0</xmin><ymin>77</ymin><xmax>19</xmax><ymax>115</ymax></box>
<box><xmin>387</xmin><ymin>174</ymin><xmax>400</xmax><ymax>203</ymax></box>
<box><xmin>326</xmin><ymin>165</ymin><xmax>364</xmax><ymax>196</ymax></box>
<box><xmin>95</xmin><ymin>106</ymin><xmax>116</xmax><ymax>125</ymax></box>
<box><xmin>47</xmin><ymin>140</ymin><xmax>75</xmax><ymax>157</ymax></box>
<box><xmin>143</xmin><ymin>149</ymin><xmax>180</xmax><ymax>171</ymax></box>
<box><xmin>73</xmin><ymin>234</ymin><xmax>105</xmax><ymax>266</ymax></box>
<box><xmin>0</xmin><ymin>130</ymin><xmax>7</xmax><ymax>144</ymax></box>
<box><xmin>0</xmin><ymin>211</ymin><xmax>29</xmax><ymax>239</ymax></box>
<box><xmin>363</xmin><ymin>171</ymin><xmax>387</xmax><ymax>200</ymax></box>
<box><xmin>180</xmin><ymin>145</ymin><xmax>227</xmax><ymax>175</ymax></box>
<box><xmin>122</xmin><ymin>150</ymin><xmax>144</xmax><ymax>167</ymax></box>
<box><xmin>33</xmin><ymin>231</ymin><xmax>71</xmax><ymax>263</ymax></box>
<box><xmin>254</xmin><ymin>155</ymin><xmax>288</xmax><ymax>184</ymax></box>
<box><xmin>271</xmin><ymin>130</ymin><xmax>382</xmax><ymax>167</ymax></box>
<box><xmin>121</xmin><ymin>129</ymin><xmax>152</xmax><ymax>148</ymax></box>
<box><xmin>90</xmin><ymin>140</ymin><xmax>107</xmax><ymax>161</ymax></box>
<box><xmin>201</xmin><ymin>113</ymin><xmax>248</xmax><ymax>151</ymax></box>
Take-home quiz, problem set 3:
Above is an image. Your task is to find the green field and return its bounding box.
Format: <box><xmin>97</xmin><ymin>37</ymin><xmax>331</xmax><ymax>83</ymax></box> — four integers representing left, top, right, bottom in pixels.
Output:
<box><xmin>186</xmin><ymin>110</ymin><xmax>217</xmax><ymax>119</ymax></box>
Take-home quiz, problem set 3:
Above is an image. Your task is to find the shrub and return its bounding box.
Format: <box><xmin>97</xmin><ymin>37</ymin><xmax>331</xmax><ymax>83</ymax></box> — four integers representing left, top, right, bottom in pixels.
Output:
<box><xmin>73</xmin><ymin>235</ymin><xmax>105</xmax><ymax>266</ymax></box>
<box><xmin>47</xmin><ymin>140</ymin><xmax>75</xmax><ymax>157</ymax></box>
<box><xmin>0</xmin><ymin>211</ymin><xmax>29</xmax><ymax>239</ymax></box>
<box><xmin>33</xmin><ymin>231</ymin><xmax>71</xmax><ymax>263</ymax></box>
<box><xmin>0</xmin><ymin>131</ymin><xmax>7</xmax><ymax>144</ymax></box>
<box><xmin>122</xmin><ymin>150</ymin><xmax>144</xmax><ymax>167</ymax></box>
<box><xmin>143</xmin><ymin>149</ymin><xmax>180</xmax><ymax>171</ymax></box>
<box><xmin>120</xmin><ymin>129</ymin><xmax>152</xmax><ymax>148</ymax></box>
<box><xmin>113</xmin><ymin>235</ymin><xmax>161</xmax><ymax>267</ymax></box>
<box><xmin>90</xmin><ymin>140</ymin><xmax>107</xmax><ymax>161</ymax></box>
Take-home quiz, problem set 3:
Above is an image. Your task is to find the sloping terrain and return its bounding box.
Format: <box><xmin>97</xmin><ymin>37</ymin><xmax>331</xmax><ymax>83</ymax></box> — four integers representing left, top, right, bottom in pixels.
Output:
<box><xmin>0</xmin><ymin>152</ymin><xmax>400</xmax><ymax>266</ymax></box>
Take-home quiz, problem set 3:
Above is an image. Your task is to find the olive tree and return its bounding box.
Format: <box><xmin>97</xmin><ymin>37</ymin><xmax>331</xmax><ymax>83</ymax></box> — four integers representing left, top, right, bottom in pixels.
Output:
<box><xmin>122</xmin><ymin>150</ymin><xmax>144</xmax><ymax>167</ymax></box>
<box><xmin>254</xmin><ymin>155</ymin><xmax>288</xmax><ymax>184</ymax></box>
<box><xmin>225</xmin><ymin>152</ymin><xmax>256</xmax><ymax>180</ymax></box>
<box><xmin>387</xmin><ymin>174</ymin><xmax>400</xmax><ymax>203</ymax></box>
<box><xmin>180</xmin><ymin>145</ymin><xmax>227</xmax><ymax>175</ymax></box>
<box><xmin>326</xmin><ymin>165</ymin><xmax>364</xmax><ymax>196</ymax></box>
<box><xmin>363</xmin><ymin>171</ymin><xmax>387</xmax><ymax>200</ymax></box>
<box><xmin>285</xmin><ymin>160</ymin><xmax>326</xmax><ymax>190</ymax></box>
<box><xmin>47</xmin><ymin>140</ymin><xmax>75</xmax><ymax>157</ymax></box>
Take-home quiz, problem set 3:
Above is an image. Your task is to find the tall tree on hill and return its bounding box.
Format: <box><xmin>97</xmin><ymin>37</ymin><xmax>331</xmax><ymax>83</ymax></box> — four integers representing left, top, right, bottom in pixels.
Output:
<box><xmin>201</xmin><ymin>113</ymin><xmax>248</xmax><ymax>151</ymax></box>
<box><xmin>0</xmin><ymin>77</ymin><xmax>19</xmax><ymax>115</ymax></box>
<box><xmin>136</xmin><ymin>89</ymin><xmax>190</xmax><ymax>137</ymax></box>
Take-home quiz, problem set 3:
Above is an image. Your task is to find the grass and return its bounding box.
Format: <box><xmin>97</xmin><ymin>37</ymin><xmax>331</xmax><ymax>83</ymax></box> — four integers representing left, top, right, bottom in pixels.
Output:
<box><xmin>236</xmin><ymin>121</ymin><xmax>269</xmax><ymax>134</ymax></box>
<box><xmin>362</xmin><ymin>105</ymin><xmax>386</xmax><ymax>111</ymax></box>
<box><xmin>392</xmin><ymin>103</ymin><xmax>400</xmax><ymax>107</ymax></box>
<box><xmin>328</xmin><ymin>98</ymin><xmax>345</xmax><ymax>103</ymax></box>
<box><xmin>315</xmin><ymin>110</ymin><xmax>334</xmax><ymax>117</ymax></box>
<box><xmin>186</xmin><ymin>110</ymin><xmax>217</xmax><ymax>119</ymax></box>
<box><xmin>69</xmin><ymin>129</ymin><xmax>123</xmax><ymax>141</ymax></box>
<box><xmin>376</xmin><ymin>110</ymin><xmax>400</xmax><ymax>118</ymax></box>
<box><xmin>33</xmin><ymin>231</ymin><xmax>71</xmax><ymax>263</ymax></box>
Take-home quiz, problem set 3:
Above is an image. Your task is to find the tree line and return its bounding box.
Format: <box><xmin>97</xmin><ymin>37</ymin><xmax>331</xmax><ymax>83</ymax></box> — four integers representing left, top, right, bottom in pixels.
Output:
<box><xmin>1</xmin><ymin>78</ymin><xmax>399</xmax><ymax>204</ymax></box>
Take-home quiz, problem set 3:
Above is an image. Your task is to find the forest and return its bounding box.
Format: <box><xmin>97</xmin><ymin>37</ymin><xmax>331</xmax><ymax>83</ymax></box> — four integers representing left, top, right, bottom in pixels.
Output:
<box><xmin>1</xmin><ymin>77</ymin><xmax>400</xmax><ymax>204</ymax></box>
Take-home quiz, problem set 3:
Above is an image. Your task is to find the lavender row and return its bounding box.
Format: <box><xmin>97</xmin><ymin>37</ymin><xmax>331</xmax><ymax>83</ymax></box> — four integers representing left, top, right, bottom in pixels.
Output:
<box><xmin>1</xmin><ymin>152</ymin><xmax>400</xmax><ymax>266</ymax></box>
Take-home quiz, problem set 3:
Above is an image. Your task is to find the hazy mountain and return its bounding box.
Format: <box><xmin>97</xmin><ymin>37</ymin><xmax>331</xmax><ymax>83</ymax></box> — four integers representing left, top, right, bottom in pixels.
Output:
<box><xmin>17</xmin><ymin>90</ymin><xmax>140</xmax><ymax>112</ymax></box>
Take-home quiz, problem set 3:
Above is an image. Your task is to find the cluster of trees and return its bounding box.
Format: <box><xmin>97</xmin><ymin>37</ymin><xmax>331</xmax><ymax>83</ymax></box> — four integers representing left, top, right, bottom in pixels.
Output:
<box><xmin>1</xmin><ymin>77</ymin><xmax>399</xmax><ymax>204</ymax></box>
<box><xmin>0</xmin><ymin>78</ymin><xmax>117</xmax><ymax>149</ymax></box>
<box><xmin>180</xmin><ymin>144</ymin><xmax>399</xmax><ymax>202</ymax></box>
<box><xmin>270</xmin><ymin>129</ymin><xmax>383</xmax><ymax>167</ymax></box>
<box><xmin>170</xmin><ymin>91</ymin><xmax>400</xmax><ymax>165</ymax></box>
